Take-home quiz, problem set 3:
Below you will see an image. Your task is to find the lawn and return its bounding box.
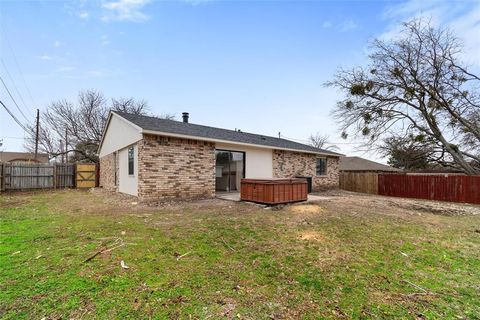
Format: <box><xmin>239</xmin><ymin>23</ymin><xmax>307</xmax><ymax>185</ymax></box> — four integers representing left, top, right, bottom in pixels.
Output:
<box><xmin>1</xmin><ymin>190</ymin><xmax>479</xmax><ymax>319</ymax></box>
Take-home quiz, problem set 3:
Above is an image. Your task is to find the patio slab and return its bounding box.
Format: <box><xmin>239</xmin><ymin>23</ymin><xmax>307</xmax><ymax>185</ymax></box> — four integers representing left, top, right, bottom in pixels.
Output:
<box><xmin>216</xmin><ymin>192</ymin><xmax>241</xmax><ymax>202</ymax></box>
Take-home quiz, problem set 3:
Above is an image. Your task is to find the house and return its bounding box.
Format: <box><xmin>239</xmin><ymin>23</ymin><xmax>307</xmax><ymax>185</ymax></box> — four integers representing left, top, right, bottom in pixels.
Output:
<box><xmin>98</xmin><ymin>111</ymin><xmax>342</xmax><ymax>201</ymax></box>
<box><xmin>339</xmin><ymin>156</ymin><xmax>402</xmax><ymax>173</ymax></box>
<box><xmin>0</xmin><ymin>151</ymin><xmax>49</xmax><ymax>163</ymax></box>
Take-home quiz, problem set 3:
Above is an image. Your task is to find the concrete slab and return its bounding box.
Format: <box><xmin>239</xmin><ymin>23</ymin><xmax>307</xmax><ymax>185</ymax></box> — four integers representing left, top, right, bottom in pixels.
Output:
<box><xmin>216</xmin><ymin>192</ymin><xmax>241</xmax><ymax>202</ymax></box>
<box><xmin>306</xmin><ymin>194</ymin><xmax>333</xmax><ymax>202</ymax></box>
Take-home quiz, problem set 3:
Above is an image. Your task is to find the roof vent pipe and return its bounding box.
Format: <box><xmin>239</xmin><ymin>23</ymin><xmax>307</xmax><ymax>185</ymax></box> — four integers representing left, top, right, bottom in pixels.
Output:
<box><xmin>182</xmin><ymin>112</ymin><xmax>189</xmax><ymax>123</ymax></box>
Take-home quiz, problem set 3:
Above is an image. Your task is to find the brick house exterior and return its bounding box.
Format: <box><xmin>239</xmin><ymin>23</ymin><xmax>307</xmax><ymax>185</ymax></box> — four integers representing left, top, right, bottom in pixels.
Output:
<box><xmin>98</xmin><ymin>111</ymin><xmax>342</xmax><ymax>201</ymax></box>
<box><xmin>138</xmin><ymin>135</ymin><xmax>216</xmax><ymax>201</ymax></box>
<box><xmin>99</xmin><ymin>152</ymin><xmax>117</xmax><ymax>192</ymax></box>
<box><xmin>273</xmin><ymin>150</ymin><xmax>339</xmax><ymax>190</ymax></box>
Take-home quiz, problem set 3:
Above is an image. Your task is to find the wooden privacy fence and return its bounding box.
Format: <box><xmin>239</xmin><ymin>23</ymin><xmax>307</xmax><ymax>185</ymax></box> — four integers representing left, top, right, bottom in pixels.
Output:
<box><xmin>0</xmin><ymin>162</ymin><xmax>98</xmax><ymax>191</ymax></box>
<box><xmin>339</xmin><ymin>172</ymin><xmax>378</xmax><ymax>195</ymax></box>
<box><xmin>378</xmin><ymin>174</ymin><xmax>480</xmax><ymax>205</ymax></box>
<box><xmin>339</xmin><ymin>172</ymin><xmax>480</xmax><ymax>205</ymax></box>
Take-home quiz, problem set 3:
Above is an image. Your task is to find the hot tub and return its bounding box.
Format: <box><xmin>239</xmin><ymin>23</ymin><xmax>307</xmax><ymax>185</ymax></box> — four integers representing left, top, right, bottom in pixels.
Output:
<box><xmin>240</xmin><ymin>178</ymin><xmax>308</xmax><ymax>205</ymax></box>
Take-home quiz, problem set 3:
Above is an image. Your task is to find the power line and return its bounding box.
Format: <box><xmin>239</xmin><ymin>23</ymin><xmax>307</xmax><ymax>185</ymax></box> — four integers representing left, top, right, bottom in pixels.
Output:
<box><xmin>0</xmin><ymin>99</ymin><xmax>30</xmax><ymax>133</ymax></box>
<box><xmin>279</xmin><ymin>134</ymin><xmax>363</xmax><ymax>145</ymax></box>
<box><xmin>0</xmin><ymin>25</ymin><xmax>37</xmax><ymax>107</ymax></box>
<box><xmin>0</xmin><ymin>74</ymin><xmax>31</xmax><ymax>124</ymax></box>
<box><xmin>1</xmin><ymin>59</ymin><xmax>33</xmax><ymax>119</ymax></box>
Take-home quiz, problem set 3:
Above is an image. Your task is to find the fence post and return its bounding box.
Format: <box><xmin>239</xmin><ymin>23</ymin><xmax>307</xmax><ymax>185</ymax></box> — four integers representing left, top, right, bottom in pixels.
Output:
<box><xmin>53</xmin><ymin>163</ymin><xmax>57</xmax><ymax>189</ymax></box>
<box><xmin>0</xmin><ymin>163</ymin><xmax>3</xmax><ymax>192</ymax></box>
<box><xmin>3</xmin><ymin>163</ymin><xmax>8</xmax><ymax>190</ymax></box>
<box><xmin>74</xmin><ymin>164</ymin><xmax>77</xmax><ymax>188</ymax></box>
<box><xmin>96</xmin><ymin>162</ymin><xmax>100</xmax><ymax>187</ymax></box>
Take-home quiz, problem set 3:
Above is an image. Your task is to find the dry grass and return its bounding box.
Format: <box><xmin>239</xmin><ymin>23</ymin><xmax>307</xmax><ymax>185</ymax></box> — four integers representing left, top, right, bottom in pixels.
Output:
<box><xmin>1</xmin><ymin>189</ymin><xmax>479</xmax><ymax>319</ymax></box>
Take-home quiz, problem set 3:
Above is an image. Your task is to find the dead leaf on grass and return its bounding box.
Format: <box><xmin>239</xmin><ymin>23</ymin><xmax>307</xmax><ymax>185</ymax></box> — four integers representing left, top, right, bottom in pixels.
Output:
<box><xmin>175</xmin><ymin>251</ymin><xmax>191</xmax><ymax>260</ymax></box>
<box><xmin>219</xmin><ymin>298</ymin><xmax>236</xmax><ymax>318</ymax></box>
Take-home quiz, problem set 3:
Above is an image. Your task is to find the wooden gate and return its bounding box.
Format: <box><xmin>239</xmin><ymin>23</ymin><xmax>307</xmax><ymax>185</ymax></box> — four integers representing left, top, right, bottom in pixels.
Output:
<box><xmin>339</xmin><ymin>172</ymin><xmax>379</xmax><ymax>195</ymax></box>
<box><xmin>76</xmin><ymin>163</ymin><xmax>97</xmax><ymax>188</ymax></box>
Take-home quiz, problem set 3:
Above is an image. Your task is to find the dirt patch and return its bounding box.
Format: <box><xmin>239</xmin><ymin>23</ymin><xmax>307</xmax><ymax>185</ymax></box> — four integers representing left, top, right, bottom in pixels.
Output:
<box><xmin>289</xmin><ymin>204</ymin><xmax>324</xmax><ymax>215</ymax></box>
<box><xmin>384</xmin><ymin>198</ymin><xmax>480</xmax><ymax>216</ymax></box>
<box><xmin>89</xmin><ymin>188</ymin><xmax>148</xmax><ymax>209</ymax></box>
<box><xmin>0</xmin><ymin>198</ymin><xmax>28</xmax><ymax>209</ymax></box>
<box><xmin>298</xmin><ymin>230</ymin><xmax>326</xmax><ymax>242</ymax></box>
<box><xmin>320</xmin><ymin>190</ymin><xmax>480</xmax><ymax>217</ymax></box>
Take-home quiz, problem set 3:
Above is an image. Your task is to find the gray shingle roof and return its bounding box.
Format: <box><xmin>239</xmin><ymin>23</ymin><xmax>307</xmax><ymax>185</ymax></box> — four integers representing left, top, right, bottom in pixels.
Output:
<box><xmin>114</xmin><ymin>111</ymin><xmax>341</xmax><ymax>156</ymax></box>
<box><xmin>339</xmin><ymin>156</ymin><xmax>402</xmax><ymax>172</ymax></box>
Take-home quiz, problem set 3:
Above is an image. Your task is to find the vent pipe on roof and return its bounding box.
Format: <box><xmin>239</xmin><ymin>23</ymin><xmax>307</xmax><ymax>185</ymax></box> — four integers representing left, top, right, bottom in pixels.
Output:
<box><xmin>182</xmin><ymin>112</ymin><xmax>189</xmax><ymax>123</ymax></box>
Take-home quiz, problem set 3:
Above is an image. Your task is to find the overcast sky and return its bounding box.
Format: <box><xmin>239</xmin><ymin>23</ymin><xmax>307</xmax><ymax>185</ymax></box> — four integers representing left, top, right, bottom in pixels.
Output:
<box><xmin>1</xmin><ymin>0</ymin><xmax>479</xmax><ymax>161</ymax></box>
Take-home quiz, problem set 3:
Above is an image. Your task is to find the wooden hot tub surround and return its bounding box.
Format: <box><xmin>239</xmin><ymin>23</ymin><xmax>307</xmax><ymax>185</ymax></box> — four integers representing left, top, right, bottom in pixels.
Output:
<box><xmin>240</xmin><ymin>178</ymin><xmax>308</xmax><ymax>205</ymax></box>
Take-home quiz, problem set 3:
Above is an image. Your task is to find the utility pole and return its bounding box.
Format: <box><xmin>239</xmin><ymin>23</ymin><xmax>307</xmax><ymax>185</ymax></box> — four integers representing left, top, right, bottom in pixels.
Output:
<box><xmin>65</xmin><ymin>128</ymin><xmax>68</xmax><ymax>163</ymax></box>
<box><xmin>34</xmin><ymin>109</ymin><xmax>39</xmax><ymax>161</ymax></box>
<box><xmin>59</xmin><ymin>139</ymin><xmax>64</xmax><ymax>164</ymax></box>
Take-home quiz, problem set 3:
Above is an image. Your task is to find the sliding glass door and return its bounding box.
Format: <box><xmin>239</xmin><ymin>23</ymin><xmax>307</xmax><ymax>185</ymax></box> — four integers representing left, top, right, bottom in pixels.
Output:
<box><xmin>215</xmin><ymin>150</ymin><xmax>245</xmax><ymax>192</ymax></box>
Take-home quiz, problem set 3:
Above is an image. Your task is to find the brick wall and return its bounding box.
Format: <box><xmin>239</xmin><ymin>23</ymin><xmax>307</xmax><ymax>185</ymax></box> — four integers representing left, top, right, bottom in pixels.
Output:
<box><xmin>272</xmin><ymin>150</ymin><xmax>339</xmax><ymax>190</ymax></box>
<box><xmin>99</xmin><ymin>152</ymin><xmax>118</xmax><ymax>191</ymax></box>
<box><xmin>138</xmin><ymin>134</ymin><xmax>216</xmax><ymax>201</ymax></box>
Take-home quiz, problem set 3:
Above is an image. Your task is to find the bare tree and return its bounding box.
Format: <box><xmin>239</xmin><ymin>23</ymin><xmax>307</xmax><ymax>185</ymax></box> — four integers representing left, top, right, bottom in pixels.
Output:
<box><xmin>380</xmin><ymin>135</ymin><xmax>437</xmax><ymax>170</ymax></box>
<box><xmin>307</xmin><ymin>133</ymin><xmax>339</xmax><ymax>151</ymax></box>
<box><xmin>25</xmin><ymin>90</ymin><xmax>172</xmax><ymax>162</ymax></box>
<box><xmin>111</xmin><ymin>97</ymin><xmax>149</xmax><ymax>115</ymax></box>
<box><xmin>327</xmin><ymin>19</ymin><xmax>480</xmax><ymax>174</ymax></box>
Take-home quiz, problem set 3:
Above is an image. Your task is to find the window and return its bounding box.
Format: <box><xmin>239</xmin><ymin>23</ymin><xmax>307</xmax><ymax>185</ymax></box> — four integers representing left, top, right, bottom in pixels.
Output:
<box><xmin>316</xmin><ymin>158</ymin><xmax>327</xmax><ymax>176</ymax></box>
<box><xmin>128</xmin><ymin>147</ymin><xmax>134</xmax><ymax>175</ymax></box>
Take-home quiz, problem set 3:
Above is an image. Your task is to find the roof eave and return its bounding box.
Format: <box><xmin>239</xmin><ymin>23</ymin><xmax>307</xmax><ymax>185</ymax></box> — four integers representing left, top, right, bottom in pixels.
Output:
<box><xmin>141</xmin><ymin>129</ymin><xmax>341</xmax><ymax>156</ymax></box>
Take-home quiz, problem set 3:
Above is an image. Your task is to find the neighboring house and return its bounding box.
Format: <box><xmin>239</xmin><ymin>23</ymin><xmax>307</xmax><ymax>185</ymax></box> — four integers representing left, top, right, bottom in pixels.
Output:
<box><xmin>339</xmin><ymin>156</ymin><xmax>402</xmax><ymax>173</ymax></box>
<box><xmin>98</xmin><ymin>111</ymin><xmax>342</xmax><ymax>201</ymax></box>
<box><xmin>0</xmin><ymin>151</ymin><xmax>49</xmax><ymax>163</ymax></box>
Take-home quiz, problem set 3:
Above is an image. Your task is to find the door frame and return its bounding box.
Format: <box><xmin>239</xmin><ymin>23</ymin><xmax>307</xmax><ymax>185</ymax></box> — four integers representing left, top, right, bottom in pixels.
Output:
<box><xmin>215</xmin><ymin>149</ymin><xmax>246</xmax><ymax>192</ymax></box>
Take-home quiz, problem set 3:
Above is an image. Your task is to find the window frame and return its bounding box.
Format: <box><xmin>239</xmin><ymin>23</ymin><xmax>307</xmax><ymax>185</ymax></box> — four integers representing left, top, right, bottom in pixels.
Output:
<box><xmin>127</xmin><ymin>146</ymin><xmax>134</xmax><ymax>176</ymax></box>
<box><xmin>214</xmin><ymin>149</ymin><xmax>246</xmax><ymax>192</ymax></box>
<box><xmin>316</xmin><ymin>157</ymin><xmax>327</xmax><ymax>176</ymax></box>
